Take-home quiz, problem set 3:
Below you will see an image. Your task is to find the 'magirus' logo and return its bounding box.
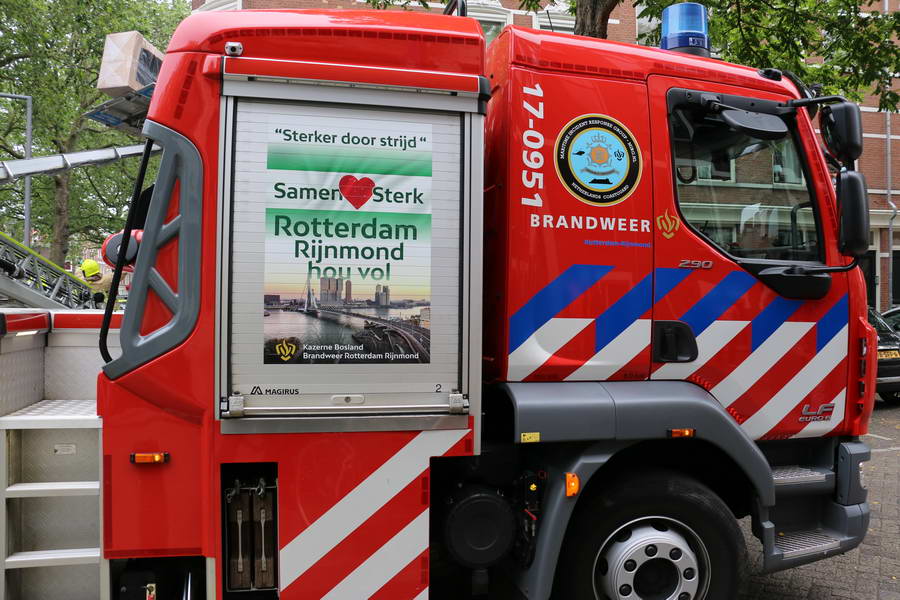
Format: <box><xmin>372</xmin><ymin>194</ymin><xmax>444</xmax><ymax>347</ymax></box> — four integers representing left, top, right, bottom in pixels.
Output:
<box><xmin>799</xmin><ymin>403</ymin><xmax>835</xmax><ymax>422</ymax></box>
<box><xmin>275</xmin><ymin>339</ymin><xmax>297</xmax><ymax>362</ymax></box>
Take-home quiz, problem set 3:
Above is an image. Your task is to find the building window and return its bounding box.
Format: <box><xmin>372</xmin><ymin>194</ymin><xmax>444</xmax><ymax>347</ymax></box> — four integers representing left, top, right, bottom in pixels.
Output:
<box><xmin>477</xmin><ymin>19</ymin><xmax>505</xmax><ymax>44</ymax></box>
<box><xmin>468</xmin><ymin>1</ymin><xmax>511</xmax><ymax>45</ymax></box>
<box><xmin>536</xmin><ymin>1</ymin><xmax>575</xmax><ymax>34</ymax></box>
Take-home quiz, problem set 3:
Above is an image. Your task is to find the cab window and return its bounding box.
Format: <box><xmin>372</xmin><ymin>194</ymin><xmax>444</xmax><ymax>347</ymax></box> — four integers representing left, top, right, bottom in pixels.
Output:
<box><xmin>669</xmin><ymin>101</ymin><xmax>821</xmax><ymax>263</ymax></box>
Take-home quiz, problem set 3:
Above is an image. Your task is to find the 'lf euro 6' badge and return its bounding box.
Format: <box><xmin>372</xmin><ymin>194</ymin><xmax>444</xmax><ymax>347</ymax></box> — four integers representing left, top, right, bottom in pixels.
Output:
<box><xmin>555</xmin><ymin>114</ymin><xmax>642</xmax><ymax>207</ymax></box>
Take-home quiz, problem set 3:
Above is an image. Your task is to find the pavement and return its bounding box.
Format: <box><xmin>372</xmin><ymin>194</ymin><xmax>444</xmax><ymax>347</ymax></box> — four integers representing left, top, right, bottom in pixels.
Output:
<box><xmin>737</xmin><ymin>398</ymin><xmax>900</xmax><ymax>600</ymax></box>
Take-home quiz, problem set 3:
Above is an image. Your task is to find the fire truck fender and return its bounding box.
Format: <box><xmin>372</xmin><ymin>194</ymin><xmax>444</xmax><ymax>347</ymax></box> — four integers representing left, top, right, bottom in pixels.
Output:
<box><xmin>499</xmin><ymin>380</ymin><xmax>775</xmax><ymax>600</ymax></box>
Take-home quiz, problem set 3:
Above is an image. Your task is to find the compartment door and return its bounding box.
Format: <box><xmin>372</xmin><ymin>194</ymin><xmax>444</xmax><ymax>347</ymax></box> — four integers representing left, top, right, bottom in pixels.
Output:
<box><xmin>225</xmin><ymin>99</ymin><xmax>466</xmax><ymax>417</ymax></box>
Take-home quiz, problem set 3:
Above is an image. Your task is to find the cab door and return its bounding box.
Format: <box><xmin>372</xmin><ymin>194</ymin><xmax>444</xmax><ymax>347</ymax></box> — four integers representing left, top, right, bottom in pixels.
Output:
<box><xmin>648</xmin><ymin>75</ymin><xmax>851</xmax><ymax>440</ymax></box>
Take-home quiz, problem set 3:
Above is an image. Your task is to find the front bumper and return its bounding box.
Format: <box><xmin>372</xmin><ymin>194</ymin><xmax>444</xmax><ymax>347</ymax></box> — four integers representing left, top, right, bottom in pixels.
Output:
<box><xmin>876</xmin><ymin>357</ymin><xmax>900</xmax><ymax>392</ymax></box>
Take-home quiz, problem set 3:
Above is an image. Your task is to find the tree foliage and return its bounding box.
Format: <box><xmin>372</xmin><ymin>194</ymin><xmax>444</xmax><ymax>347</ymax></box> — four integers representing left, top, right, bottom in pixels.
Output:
<box><xmin>366</xmin><ymin>0</ymin><xmax>900</xmax><ymax>112</ymax></box>
<box><xmin>633</xmin><ymin>0</ymin><xmax>900</xmax><ymax>111</ymax></box>
<box><xmin>0</xmin><ymin>0</ymin><xmax>188</xmax><ymax>264</ymax></box>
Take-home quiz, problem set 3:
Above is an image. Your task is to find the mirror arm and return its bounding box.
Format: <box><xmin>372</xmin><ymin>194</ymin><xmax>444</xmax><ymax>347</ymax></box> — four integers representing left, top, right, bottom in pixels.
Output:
<box><xmin>786</xmin><ymin>257</ymin><xmax>859</xmax><ymax>275</ymax></box>
<box><xmin>786</xmin><ymin>95</ymin><xmax>848</xmax><ymax>108</ymax></box>
<box><xmin>821</xmin><ymin>145</ymin><xmax>842</xmax><ymax>171</ymax></box>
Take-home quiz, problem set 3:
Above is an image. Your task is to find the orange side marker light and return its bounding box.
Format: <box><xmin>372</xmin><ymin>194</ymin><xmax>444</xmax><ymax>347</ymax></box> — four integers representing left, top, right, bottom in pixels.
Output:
<box><xmin>668</xmin><ymin>428</ymin><xmax>696</xmax><ymax>438</ymax></box>
<box><xmin>565</xmin><ymin>472</ymin><xmax>580</xmax><ymax>497</ymax></box>
<box><xmin>130</xmin><ymin>452</ymin><xmax>169</xmax><ymax>464</ymax></box>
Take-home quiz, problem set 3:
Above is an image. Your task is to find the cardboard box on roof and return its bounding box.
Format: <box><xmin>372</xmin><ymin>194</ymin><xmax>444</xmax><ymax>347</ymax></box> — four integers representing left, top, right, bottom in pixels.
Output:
<box><xmin>97</xmin><ymin>31</ymin><xmax>163</xmax><ymax>98</ymax></box>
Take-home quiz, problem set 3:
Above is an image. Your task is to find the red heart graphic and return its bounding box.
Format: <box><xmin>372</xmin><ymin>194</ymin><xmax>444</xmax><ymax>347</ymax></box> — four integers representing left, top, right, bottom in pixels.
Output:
<box><xmin>339</xmin><ymin>175</ymin><xmax>375</xmax><ymax>209</ymax></box>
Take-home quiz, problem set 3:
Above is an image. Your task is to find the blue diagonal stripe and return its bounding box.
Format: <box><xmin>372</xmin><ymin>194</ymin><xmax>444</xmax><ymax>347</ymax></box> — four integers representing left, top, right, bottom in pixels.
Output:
<box><xmin>595</xmin><ymin>273</ymin><xmax>654</xmax><ymax>352</ymax></box>
<box><xmin>654</xmin><ymin>268</ymin><xmax>693</xmax><ymax>303</ymax></box>
<box><xmin>816</xmin><ymin>294</ymin><xmax>848</xmax><ymax>351</ymax></box>
<box><xmin>678</xmin><ymin>271</ymin><xmax>757</xmax><ymax>336</ymax></box>
<box><xmin>509</xmin><ymin>264</ymin><xmax>613</xmax><ymax>353</ymax></box>
<box><xmin>751</xmin><ymin>296</ymin><xmax>805</xmax><ymax>351</ymax></box>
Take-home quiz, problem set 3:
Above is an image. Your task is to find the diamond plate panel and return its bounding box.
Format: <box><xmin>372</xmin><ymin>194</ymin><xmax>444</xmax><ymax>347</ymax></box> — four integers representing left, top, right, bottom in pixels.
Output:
<box><xmin>0</xmin><ymin>347</ymin><xmax>43</xmax><ymax>415</ymax></box>
<box><xmin>44</xmin><ymin>347</ymin><xmax>104</xmax><ymax>401</ymax></box>
<box><xmin>12</xmin><ymin>564</ymin><xmax>100</xmax><ymax>600</ymax></box>
<box><xmin>774</xmin><ymin>530</ymin><xmax>840</xmax><ymax>557</ymax></box>
<box><xmin>20</xmin><ymin>428</ymin><xmax>98</xmax><ymax>483</ymax></box>
<box><xmin>771</xmin><ymin>465</ymin><xmax>826</xmax><ymax>483</ymax></box>
<box><xmin>12</xmin><ymin>496</ymin><xmax>99</xmax><ymax>551</ymax></box>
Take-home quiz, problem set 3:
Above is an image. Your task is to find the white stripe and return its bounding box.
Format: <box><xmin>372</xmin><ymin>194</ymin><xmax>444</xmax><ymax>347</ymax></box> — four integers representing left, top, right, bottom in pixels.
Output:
<box><xmin>792</xmin><ymin>389</ymin><xmax>847</xmax><ymax>438</ymax></box>
<box><xmin>413</xmin><ymin>588</ymin><xmax>429</xmax><ymax>600</ymax></box>
<box><xmin>565</xmin><ymin>319</ymin><xmax>650</xmax><ymax>381</ymax></box>
<box><xmin>322</xmin><ymin>510</ymin><xmax>429</xmax><ymax>600</ymax></box>
<box><xmin>507</xmin><ymin>318</ymin><xmax>594</xmax><ymax>381</ymax></box>
<box><xmin>279</xmin><ymin>429</ymin><xmax>467</xmax><ymax>590</ymax></box>
<box><xmin>741</xmin><ymin>326</ymin><xmax>848</xmax><ymax>439</ymax></box>
<box><xmin>652</xmin><ymin>321</ymin><xmax>749</xmax><ymax>380</ymax></box>
<box><xmin>711</xmin><ymin>322</ymin><xmax>814</xmax><ymax>408</ymax></box>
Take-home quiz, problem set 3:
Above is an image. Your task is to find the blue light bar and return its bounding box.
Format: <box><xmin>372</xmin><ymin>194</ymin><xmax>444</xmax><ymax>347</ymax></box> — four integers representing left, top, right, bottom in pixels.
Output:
<box><xmin>660</xmin><ymin>3</ymin><xmax>709</xmax><ymax>56</ymax></box>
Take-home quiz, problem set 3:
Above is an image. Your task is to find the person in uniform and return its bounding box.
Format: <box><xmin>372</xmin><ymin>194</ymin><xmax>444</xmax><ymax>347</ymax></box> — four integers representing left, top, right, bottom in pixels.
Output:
<box><xmin>78</xmin><ymin>259</ymin><xmax>113</xmax><ymax>306</ymax></box>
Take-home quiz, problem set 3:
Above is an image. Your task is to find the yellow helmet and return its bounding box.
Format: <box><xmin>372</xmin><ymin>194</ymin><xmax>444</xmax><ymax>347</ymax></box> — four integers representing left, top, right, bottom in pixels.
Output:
<box><xmin>81</xmin><ymin>259</ymin><xmax>100</xmax><ymax>278</ymax></box>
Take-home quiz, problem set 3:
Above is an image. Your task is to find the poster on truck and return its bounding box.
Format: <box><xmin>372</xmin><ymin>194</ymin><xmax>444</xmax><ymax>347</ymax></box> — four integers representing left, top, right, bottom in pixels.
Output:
<box><xmin>261</xmin><ymin>114</ymin><xmax>433</xmax><ymax>365</ymax></box>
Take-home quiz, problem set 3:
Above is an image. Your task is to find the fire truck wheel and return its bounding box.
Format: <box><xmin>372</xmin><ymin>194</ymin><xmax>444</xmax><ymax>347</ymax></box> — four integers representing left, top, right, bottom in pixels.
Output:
<box><xmin>554</xmin><ymin>469</ymin><xmax>745</xmax><ymax>600</ymax></box>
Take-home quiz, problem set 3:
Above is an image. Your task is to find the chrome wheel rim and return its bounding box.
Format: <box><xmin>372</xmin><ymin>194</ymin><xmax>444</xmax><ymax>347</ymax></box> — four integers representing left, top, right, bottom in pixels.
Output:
<box><xmin>592</xmin><ymin>516</ymin><xmax>711</xmax><ymax>600</ymax></box>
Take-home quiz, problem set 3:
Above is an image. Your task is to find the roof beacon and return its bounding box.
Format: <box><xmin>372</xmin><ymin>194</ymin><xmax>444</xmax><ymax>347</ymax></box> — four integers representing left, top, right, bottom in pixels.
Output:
<box><xmin>660</xmin><ymin>2</ymin><xmax>710</xmax><ymax>58</ymax></box>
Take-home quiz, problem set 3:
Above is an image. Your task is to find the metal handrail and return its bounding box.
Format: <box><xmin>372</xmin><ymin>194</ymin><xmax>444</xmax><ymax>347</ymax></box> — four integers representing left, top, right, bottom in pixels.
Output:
<box><xmin>443</xmin><ymin>0</ymin><xmax>467</xmax><ymax>16</ymax></box>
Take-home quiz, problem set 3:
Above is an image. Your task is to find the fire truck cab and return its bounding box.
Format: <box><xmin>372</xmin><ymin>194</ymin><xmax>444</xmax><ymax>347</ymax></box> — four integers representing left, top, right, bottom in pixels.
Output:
<box><xmin>82</xmin><ymin>6</ymin><xmax>875</xmax><ymax>600</ymax></box>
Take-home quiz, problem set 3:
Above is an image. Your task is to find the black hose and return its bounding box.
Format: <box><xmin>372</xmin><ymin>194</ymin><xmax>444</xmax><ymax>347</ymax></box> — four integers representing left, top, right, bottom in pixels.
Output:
<box><xmin>100</xmin><ymin>138</ymin><xmax>154</xmax><ymax>364</ymax></box>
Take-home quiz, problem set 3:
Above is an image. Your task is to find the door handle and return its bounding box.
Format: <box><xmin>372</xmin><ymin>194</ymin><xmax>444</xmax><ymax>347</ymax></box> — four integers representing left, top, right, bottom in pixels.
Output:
<box><xmin>653</xmin><ymin>320</ymin><xmax>698</xmax><ymax>363</ymax></box>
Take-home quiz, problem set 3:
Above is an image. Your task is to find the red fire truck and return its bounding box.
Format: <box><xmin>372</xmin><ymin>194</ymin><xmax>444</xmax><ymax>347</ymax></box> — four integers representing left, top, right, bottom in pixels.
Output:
<box><xmin>84</xmin><ymin>4</ymin><xmax>875</xmax><ymax>600</ymax></box>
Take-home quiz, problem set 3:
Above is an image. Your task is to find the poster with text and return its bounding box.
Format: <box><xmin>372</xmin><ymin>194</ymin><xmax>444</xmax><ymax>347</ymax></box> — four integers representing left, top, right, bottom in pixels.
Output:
<box><xmin>262</xmin><ymin>114</ymin><xmax>433</xmax><ymax>365</ymax></box>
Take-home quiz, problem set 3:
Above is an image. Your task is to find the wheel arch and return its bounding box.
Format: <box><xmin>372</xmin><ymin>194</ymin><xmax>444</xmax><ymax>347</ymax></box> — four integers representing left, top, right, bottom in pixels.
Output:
<box><xmin>498</xmin><ymin>380</ymin><xmax>772</xmax><ymax>599</ymax></box>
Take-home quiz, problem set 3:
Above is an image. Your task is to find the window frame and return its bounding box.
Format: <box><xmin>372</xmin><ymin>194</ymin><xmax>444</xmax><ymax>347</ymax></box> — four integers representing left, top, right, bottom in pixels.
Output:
<box><xmin>666</xmin><ymin>87</ymin><xmax>826</xmax><ymax>266</ymax></box>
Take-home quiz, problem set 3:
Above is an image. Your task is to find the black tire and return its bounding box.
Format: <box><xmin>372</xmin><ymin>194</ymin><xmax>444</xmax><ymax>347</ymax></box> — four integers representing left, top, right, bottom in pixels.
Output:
<box><xmin>553</xmin><ymin>469</ymin><xmax>746</xmax><ymax>600</ymax></box>
<box><xmin>880</xmin><ymin>391</ymin><xmax>900</xmax><ymax>404</ymax></box>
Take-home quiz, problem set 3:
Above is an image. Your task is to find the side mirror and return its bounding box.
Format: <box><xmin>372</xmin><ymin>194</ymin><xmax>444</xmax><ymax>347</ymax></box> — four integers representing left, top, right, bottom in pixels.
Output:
<box><xmin>838</xmin><ymin>170</ymin><xmax>870</xmax><ymax>257</ymax></box>
<box><xmin>820</xmin><ymin>102</ymin><xmax>862</xmax><ymax>165</ymax></box>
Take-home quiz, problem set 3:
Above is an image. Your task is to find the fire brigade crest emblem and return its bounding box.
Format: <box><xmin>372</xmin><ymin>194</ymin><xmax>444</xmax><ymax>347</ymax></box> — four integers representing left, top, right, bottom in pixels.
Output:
<box><xmin>555</xmin><ymin>114</ymin><xmax>642</xmax><ymax>207</ymax></box>
<box><xmin>274</xmin><ymin>338</ymin><xmax>298</xmax><ymax>361</ymax></box>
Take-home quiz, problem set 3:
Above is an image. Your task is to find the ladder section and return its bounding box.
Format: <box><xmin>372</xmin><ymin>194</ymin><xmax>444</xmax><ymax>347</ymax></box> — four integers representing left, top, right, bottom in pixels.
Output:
<box><xmin>0</xmin><ymin>233</ymin><xmax>95</xmax><ymax>310</ymax></box>
<box><xmin>0</xmin><ymin>399</ymin><xmax>102</xmax><ymax>600</ymax></box>
<box><xmin>0</xmin><ymin>143</ymin><xmax>153</xmax><ymax>184</ymax></box>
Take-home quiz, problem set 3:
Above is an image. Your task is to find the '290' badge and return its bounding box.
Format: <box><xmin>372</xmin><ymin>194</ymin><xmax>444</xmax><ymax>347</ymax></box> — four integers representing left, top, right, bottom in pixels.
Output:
<box><xmin>555</xmin><ymin>114</ymin><xmax>642</xmax><ymax>207</ymax></box>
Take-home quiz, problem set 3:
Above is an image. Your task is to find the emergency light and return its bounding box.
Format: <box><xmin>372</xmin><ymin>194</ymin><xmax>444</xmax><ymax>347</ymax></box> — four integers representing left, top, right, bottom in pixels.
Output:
<box><xmin>660</xmin><ymin>2</ymin><xmax>710</xmax><ymax>58</ymax></box>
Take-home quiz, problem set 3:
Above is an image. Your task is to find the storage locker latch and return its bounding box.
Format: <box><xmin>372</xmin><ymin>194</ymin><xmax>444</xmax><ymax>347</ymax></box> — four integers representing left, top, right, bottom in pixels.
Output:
<box><xmin>222</xmin><ymin>395</ymin><xmax>245</xmax><ymax>418</ymax></box>
<box><xmin>448</xmin><ymin>393</ymin><xmax>468</xmax><ymax>415</ymax></box>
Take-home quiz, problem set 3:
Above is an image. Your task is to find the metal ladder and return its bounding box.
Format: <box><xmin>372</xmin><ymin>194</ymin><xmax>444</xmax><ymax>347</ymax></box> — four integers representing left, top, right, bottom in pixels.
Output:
<box><xmin>0</xmin><ymin>399</ymin><xmax>104</xmax><ymax>600</ymax></box>
<box><xmin>0</xmin><ymin>232</ymin><xmax>97</xmax><ymax>310</ymax></box>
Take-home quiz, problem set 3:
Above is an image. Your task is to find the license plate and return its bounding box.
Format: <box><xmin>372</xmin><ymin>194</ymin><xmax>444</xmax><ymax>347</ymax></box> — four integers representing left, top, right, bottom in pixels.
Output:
<box><xmin>878</xmin><ymin>350</ymin><xmax>900</xmax><ymax>359</ymax></box>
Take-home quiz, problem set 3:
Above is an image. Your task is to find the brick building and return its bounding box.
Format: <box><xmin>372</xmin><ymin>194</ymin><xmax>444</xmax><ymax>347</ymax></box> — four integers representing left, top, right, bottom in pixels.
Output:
<box><xmin>194</xmin><ymin>0</ymin><xmax>899</xmax><ymax>310</ymax></box>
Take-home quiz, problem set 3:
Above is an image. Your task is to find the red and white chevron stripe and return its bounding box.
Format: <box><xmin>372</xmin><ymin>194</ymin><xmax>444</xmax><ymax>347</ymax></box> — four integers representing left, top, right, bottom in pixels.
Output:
<box><xmin>278</xmin><ymin>428</ymin><xmax>469</xmax><ymax>599</ymax></box>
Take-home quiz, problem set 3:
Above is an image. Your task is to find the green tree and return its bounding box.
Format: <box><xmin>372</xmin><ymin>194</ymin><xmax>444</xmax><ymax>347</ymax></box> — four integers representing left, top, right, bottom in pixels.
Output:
<box><xmin>632</xmin><ymin>0</ymin><xmax>900</xmax><ymax>111</ymax></box>
<box><xmin>0</xmin><ymin>0</ymin><xmax>189</xmax><ymax>264</ymax></box>
<box><xmin>366</xmin><ymin>0</ymin><xmax>900</xmax><ymax>111</ymax></box>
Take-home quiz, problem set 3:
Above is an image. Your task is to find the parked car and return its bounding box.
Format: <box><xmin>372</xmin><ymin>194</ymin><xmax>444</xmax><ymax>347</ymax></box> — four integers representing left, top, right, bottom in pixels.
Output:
<box><xmin>868</xmin><ymin>307</ymin><xmax>900</xmax><ymax>402</ymax></box>
<box><xmin>882</xmin><ymin>305</ymin><xmax>900</xmax><ymax>330</ymax></box>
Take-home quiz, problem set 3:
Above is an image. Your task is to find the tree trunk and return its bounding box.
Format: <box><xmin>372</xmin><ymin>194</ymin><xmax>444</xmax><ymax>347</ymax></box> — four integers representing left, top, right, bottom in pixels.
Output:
<box><xmin>574</xmin><ymin>0</ymin><xmax>622</xmax><ymax>38</ymax></box>
<box><xmin>50</xmin><ymin>172</ymin><xmax>70</xmax><ymax>265</ymax></box>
